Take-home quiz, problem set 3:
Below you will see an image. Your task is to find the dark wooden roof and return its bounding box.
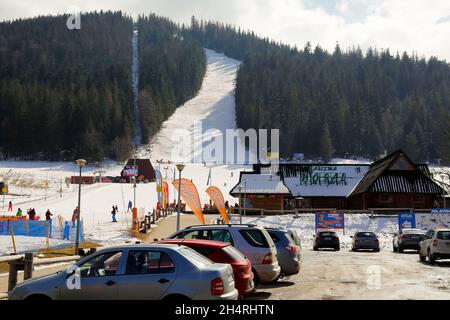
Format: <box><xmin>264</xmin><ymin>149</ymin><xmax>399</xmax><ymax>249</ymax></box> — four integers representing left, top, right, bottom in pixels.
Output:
<box><xmin>349</xmin><ymin>150</ymin><xmax>443</xmax><ymax>196</ymax></box>
<box><xmin>122</xmin><ymin>159</ymin><xmax>156</xmax><ymax>181</ymax></box>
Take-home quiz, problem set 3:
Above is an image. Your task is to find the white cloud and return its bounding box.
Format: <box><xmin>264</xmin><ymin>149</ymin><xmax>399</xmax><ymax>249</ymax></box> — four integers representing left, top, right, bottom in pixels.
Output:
<box><xmin>0</xmin><ymin>0</ymin><xmax>449</xmax><ymax>60</ymax></box>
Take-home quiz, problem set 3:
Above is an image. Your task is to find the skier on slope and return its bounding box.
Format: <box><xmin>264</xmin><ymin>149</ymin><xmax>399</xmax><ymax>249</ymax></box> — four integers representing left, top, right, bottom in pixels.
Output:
<box><xmin>111</xmin><ymin>206</ymin><xmax>118</xmax><ymax>223</ymax></box>
<box><xmin>128</xmin><ymin>200</ymin><xmax>133</xmax><ymax>212</ymax></box>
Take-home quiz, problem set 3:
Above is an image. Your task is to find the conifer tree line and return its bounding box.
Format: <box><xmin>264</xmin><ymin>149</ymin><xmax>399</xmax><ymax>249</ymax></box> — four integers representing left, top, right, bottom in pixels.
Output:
<box><xmin>188</xmin><ymin>17</ymin><xmax>450</xmax><ymax>164</ymax></box>
<box><xmin>0</xmin><ymin>12</ymin><xmax>136</xmax><ymax>161</ymax></box>
<box><xmin>137</xmin><ymin>14</ymin><xmax>206</xmax><ymax>144</ymax></box>
<box><xmin>0</xmin><ymin>12</ymin><xmax>206</xmax><ymax>161</ymax></box>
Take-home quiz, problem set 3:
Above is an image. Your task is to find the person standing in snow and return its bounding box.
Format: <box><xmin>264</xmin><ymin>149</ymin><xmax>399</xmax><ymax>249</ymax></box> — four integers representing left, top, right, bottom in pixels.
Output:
<box><xmin>45</xmin><ymin>209</ymin><xmax>53</xmax><ymax>221</ymax></box>
<box><xmin>111</xmin><ymin>206</ymin><xmax>118</xmax><ymax>223</ymax></box>
<box><xmin>72</xmin><ymin>207</ymin><xmax>78</xmax><ymax>226</ymax></box>
<box><xmin>8</xmin><ymin>201</ymin><xmax>12</xmax><ymax>212</ymax></box>
<box><xmin>16</xmin><ymin>208</ymin><xmax>23</xmax><ymax>217</ymax></box>
<box><xmin>63</xmin><ymin>221</ymin><xmax>70</xmax><ymax>240</ymax></box>
<box><xmin>127</xmin><ymin>200</ymin><xmax>133</xmax><ymax>212</ymax></box>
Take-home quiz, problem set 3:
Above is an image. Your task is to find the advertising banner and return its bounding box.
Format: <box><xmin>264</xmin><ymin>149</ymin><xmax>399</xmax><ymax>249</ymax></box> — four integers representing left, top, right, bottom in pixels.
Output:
<box><xmin>206</xmin><ymin>186</ymin><xmax>229</xmax><ymax>224</ymax></box>
<box><xmin>155</xmin><ymin>170</ymin><xmax>163</xmax><ymax>205</ymax></box>
<box><xmin>173</xmin><ymin>178</ymin><xmax>205</xmax><ymax>225</ymax></box>
<box><xmin>315</xmin><ymin>212</ymin><xmax>345</xmax><ymax>230</ymax></box>
<box><xmin>163</xmin><ymin>181</ymin><xmax>169</xmax><ymax>208</ymax></box>
<box><xmin>399</xmin><ymin>213</ymin><xmax>416</xmax><ymax>230</ymax></box>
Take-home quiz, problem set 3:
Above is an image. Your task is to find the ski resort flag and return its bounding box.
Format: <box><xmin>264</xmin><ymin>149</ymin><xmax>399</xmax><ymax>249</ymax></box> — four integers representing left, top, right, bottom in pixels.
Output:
<box><xmin>163</xmin><ymin>181</ymin><xmax>169</xmax><ymax>208</ymax></box>
<box><xmin>155</xmin><ymin>170</ymin><xmax>163</xmax><ymax>205</ymax></box>
<box><xmin>172</xmin><ymin>178</ymin><xmax>205</xmax><ymax>225</ymax></box>
<box><xmin>206</xmin><ymin>186</ymin><xmax>229</xmax><ymax>224</ymax></box>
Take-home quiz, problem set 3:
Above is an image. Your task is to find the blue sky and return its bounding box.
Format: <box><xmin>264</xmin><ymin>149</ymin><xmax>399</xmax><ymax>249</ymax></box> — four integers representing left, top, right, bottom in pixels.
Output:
<box><xmin>0</xmin><ymin>0</ymin><xmax>449</xmax><ymax>60</ymax></box>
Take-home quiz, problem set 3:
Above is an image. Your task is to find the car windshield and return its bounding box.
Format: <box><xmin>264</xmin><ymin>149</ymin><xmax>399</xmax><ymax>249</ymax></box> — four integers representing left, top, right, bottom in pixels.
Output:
<box><xmin>437</xmin><ymin>231</ymin><xmax>450</xmax><ymax>240</ymax></box>
<box><xmin>223</xmin><ymin>245</ymin><xmax>245</xmax><ymax>262</ymax></box>
<box><xmin>403</xmin><ymin>229</ymin><xmax>425</xmax><ymax>235</ymax></box>
<box><xmin>356</xmin><ymin>232</ymin><xmax>376</xmax><ymax>238</ymax></box>
<box><xmin>179</xmin><ymin>247</ymin><xmax>213</xmax><ymax>268</ymax></box>
<box><xmin>320</xmin><ymin>232</ymin><xmax>336</xmax><ymax>237</ymax></box>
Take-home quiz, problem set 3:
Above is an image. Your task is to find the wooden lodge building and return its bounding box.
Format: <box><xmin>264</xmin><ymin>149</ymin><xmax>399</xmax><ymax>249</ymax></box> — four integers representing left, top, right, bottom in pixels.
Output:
<box><xmin>121</xmin><ymin>159</ymin><xmax>156</xmax><ymax>182</ymax></box>
<box><xmin>230</xmin><ymin>150</ymin><xmax>445</xmax><ymax>211</ymax></box>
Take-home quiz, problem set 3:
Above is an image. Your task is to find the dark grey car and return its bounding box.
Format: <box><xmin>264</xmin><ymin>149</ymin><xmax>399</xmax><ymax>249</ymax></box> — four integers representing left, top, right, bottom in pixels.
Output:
<box><xmin>266</xmin><ymin>228</ymin><xmax>301</xmax><ymax>277</ymax></box>
<box><xmin>313</xmin><ymin>231</ymin><xmax>340</xmax><ymax>251</ymax></box>
<box><xmin>393</xmin><ymin>228</ymin><xmax>426</xmax><ymax>253</ymax></box>
<box><xmin>351</xmin><ymin>232</ymin><xmax>380</xmax><ymax>252</ymax></box>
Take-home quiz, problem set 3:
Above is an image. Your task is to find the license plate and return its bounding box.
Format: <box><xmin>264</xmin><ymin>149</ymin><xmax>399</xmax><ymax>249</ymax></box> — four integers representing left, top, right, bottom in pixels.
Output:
<box><xmin>411</xmin><ymin>237</ymin><xmax>420</xmax><ymax>240</ymax></box>
<box><xmin>324</xmin><ymin>238</ymin><xmax>332</xmax><ymax>241</ymax></box>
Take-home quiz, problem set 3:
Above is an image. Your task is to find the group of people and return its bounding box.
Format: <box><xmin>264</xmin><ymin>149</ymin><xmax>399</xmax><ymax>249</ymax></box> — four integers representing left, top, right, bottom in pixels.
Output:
<box><xmin>15</xmin><ymin>207</ymin><xmax>53</xmax><ymax>221</ymax></box>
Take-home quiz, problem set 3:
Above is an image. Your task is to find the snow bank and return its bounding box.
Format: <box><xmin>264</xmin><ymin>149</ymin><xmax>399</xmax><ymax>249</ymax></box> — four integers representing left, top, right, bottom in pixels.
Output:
<box><xmin>236</xmin><ymin>214</ymin><xmax>399</xmax><ymax>250</ymax></box>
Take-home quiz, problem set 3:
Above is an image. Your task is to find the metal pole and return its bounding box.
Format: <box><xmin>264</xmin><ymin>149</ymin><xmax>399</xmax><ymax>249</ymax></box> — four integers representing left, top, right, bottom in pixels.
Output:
<box><xmin>238</xmin><ymin>187</ymin><xmax>242</xmax><ymax>224</ymax></box>
<box><xmin>133</xmin><ymin>152</ymin><xmax>137</xmax><ymax>209</ymax></box>
<box><xmin>243</xmin><ymin>180</ymin><xmax>247</xmax><ymax>217</ymax></box>
<box><xmin>75</xmin><ymin>166</ymin><xmax>82</xmax><ymax>256</ymax></box>
<box><xmin>176</xmin><ymin>170</ymin><xmax>182</xmax><ymax>231</ymax></box>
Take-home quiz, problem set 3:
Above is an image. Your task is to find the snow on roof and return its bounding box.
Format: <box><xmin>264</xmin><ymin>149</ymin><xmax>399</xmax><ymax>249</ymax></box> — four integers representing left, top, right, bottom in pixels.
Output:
<box><xmin>230</xmin><ymin>173</ymin><xmax>291</xmax><ymax>195</ymax></box>
<box><xmin>283</xmin><ymin>165</ymin><xmax>370</xmax><ymax>197</ymax></box>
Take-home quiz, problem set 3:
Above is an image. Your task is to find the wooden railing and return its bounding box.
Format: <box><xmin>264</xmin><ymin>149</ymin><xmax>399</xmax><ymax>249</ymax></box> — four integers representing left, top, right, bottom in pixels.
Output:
<box><xmin>138</xmin><ymin>208</ymin><xmax>175</xmax><ymax>233</ymax></box>
<box><xmin>1</xmin><ymin>251</ymin><xmax>91</xmax><ymax>294</ymax></box>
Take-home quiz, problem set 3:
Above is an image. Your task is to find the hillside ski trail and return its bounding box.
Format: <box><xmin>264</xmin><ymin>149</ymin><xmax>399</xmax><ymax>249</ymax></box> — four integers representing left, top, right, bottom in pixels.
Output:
<box><xmin>138</xmin><ymin>49</ymin><xmax>242</xmax><ymax>163</ymax></box>
<box><xmin>132</xmin><ymin>28</ymin><xmax>141</xmax><ymax>146</ymax></box>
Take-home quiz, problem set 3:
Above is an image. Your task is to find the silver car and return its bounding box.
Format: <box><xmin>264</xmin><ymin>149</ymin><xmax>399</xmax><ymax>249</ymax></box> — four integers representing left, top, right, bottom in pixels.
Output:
<box><xmin>168</xmin><ymin>224</ymin><xmax>281</xmax><ymax>285</ymax></box>
<box><xmin>8</xmin><ymin>244</ymin><xmax>238</xmax><ymax>300</ymax></box>
<box><xmin>266</xmin><ymin>228</ymin><xmax>301</xmax><ymax>278</ymax></box>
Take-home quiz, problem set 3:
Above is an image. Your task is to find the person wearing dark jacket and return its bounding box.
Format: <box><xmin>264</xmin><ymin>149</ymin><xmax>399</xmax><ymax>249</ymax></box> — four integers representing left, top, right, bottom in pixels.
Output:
<box><xmin>45</xmin><ymin>210</ymin><xmax>53</xmax><ymax>221</ymax></box>
<box><xmin>111</xmin><ymin>206</ymin><xmax>118</xmax><ymax>223</ymax></box>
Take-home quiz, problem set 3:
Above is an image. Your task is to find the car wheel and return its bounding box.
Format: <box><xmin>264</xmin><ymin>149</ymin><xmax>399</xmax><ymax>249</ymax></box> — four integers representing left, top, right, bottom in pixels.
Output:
<box><xmin>24</xmin><ymin>294</ymin><xmax>52</xmax><ymax>301</ymax></box>
<box><xmin>163</xmin><ymin>294</ymin><xmax>191</xmax><ymax>301</ymax></box>
<box><xmin>419</xmin><ymin>252</ymin><xmax>426</xmax><ymax>262</ymax></box>
<box><xmin>374</xmin><ymin>248</ymin><xmax>380</xmax><ymax>252</ymax></box>
<box><xmin>392</xmin><ymin>245</ymin><xmax>397</xmax><ymax>252</ymax></box>
<box><xmin>428</xmin><ymin>250</ymin><xmax>436</xmax><ymax>265</ymax></box>
<box><xmin>335</xmin><ymin>247</ymin><xmax>340</xmax><ymax>252</ymax></box>
<box><xmin>352</xmin><ymin>248</ymin><xmax>357</xmax><ymax>252</ymax></box>
<box><xmin>313</xmin><ymin>246</ymin><xmax>318</xmax><ymax>251</ymax></box>
<box><xmin>398</xmin><ymin>246</ymin><xmax>404</xmax><ymax>253</ymax></box>
<box><xmin>252</xmin><ymin>269</ymin><xmax>260</xmax><ymax>287</ymax></box>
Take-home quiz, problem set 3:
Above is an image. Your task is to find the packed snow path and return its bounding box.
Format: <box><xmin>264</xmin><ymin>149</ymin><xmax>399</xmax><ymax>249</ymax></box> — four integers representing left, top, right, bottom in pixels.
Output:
<box><xmin>139</xmin><ymin>49</ymin><xmax>242</xmax><ymax>163</ymax></box>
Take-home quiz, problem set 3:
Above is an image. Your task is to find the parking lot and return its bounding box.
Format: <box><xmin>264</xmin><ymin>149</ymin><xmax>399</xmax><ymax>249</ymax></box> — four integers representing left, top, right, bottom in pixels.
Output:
<box><xmin>247</xmin><ymin>248</ymin><xmax>450</xmax><ymax>300</ymax></box>
<box><xmin>2</xmin><ymin>214</ymin><xmax>450</xmax><ymax>300</ymax></box>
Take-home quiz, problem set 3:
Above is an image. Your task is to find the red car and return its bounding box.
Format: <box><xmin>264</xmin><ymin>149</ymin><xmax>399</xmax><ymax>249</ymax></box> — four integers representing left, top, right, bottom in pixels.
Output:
<box><xmin>157</xmin><ymin>239</ymin><xmax>255</xmax><ymax>297</ymax></box>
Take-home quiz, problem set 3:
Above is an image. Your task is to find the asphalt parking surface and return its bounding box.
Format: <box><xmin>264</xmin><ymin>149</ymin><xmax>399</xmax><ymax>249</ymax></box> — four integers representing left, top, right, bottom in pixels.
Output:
<box><xmin>245</xmin><ymin>248</ymin><xmax>450</xmax><ymax>300</ymax></box>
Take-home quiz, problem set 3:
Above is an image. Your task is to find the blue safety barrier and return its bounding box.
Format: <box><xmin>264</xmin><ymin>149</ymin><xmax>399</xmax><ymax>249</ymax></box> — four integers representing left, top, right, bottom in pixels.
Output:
<box><xmin>0</xmin><ymin>219</ymin><xmax>83</xmax><ymax>241</ymax></box>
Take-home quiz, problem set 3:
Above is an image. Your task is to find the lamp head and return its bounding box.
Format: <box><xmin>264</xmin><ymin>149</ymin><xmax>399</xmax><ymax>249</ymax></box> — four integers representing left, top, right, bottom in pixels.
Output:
<box><xmin>76</xmin><ymin>159</ymin><xmax>87</xmax><ymax>168</ymax></box>
<box><xmin>176</xmin><ymin>164</ymin><xmax>186</xmax><ymax>172</ymax></box>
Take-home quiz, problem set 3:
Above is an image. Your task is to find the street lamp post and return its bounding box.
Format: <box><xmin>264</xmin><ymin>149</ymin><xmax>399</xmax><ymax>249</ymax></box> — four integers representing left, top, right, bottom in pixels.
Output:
<box><xmin>74</xmin><ymin>159</ymin><xmax>87</xmax><ymax>256</ymax></box>
<box><xmin>238</xmin><ymin>185</ymin><xmax>243</xmax><ymax>224</ymax></box>
<box><xmin>133</xmin><ymin>150</ymin><xmax>137</xmax><ymax>210</ymax></box>
<box><xmin>176</xmin><ymin>164</ymin><xmax>186</xmax><ymax>231</ymax></box>
<box><xmin>243</xmin><ymin>179</ymin><xmax>247</xmax><ymax>218</ymax></box>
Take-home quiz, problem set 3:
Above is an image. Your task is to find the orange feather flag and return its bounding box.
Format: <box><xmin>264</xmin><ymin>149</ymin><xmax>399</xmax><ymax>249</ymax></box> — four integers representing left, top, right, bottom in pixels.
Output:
<box><xmin>206</xmin><ymin>186</ymin><xmax>229</xmax><ymax>224</ymax></box>
<box><xmin>172</xmin><ymin>178</ymin><xmax>205</xmax><ymax>225</ymax></box>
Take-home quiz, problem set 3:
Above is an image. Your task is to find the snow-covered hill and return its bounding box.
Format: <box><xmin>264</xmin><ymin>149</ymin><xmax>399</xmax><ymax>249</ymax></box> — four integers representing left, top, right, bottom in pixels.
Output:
<box><xmin>0</xmin><ymin>49</ymin><xmax>249</xmax><ymax>254</ymax></box>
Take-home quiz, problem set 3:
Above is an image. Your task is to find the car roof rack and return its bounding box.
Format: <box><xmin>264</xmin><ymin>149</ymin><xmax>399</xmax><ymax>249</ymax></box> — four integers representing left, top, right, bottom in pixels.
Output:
<box><xmin>185</xmin><ymin>224</ymin><xmax>257</xmax><ymax>229</ymax></box>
